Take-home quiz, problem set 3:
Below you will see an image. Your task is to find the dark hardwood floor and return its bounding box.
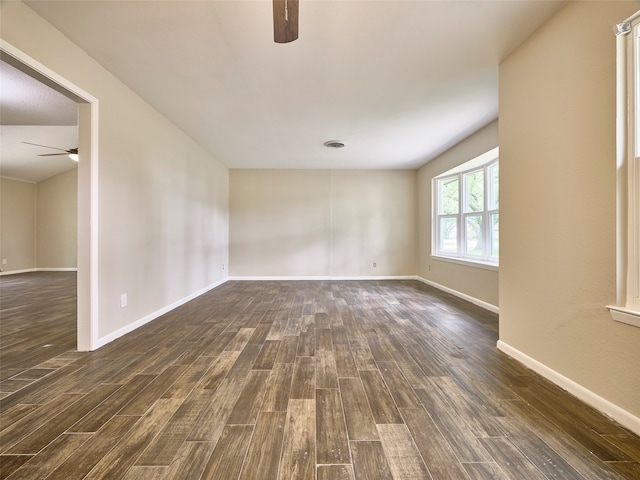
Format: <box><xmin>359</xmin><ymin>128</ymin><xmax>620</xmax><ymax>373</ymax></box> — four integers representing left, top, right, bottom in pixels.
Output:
<box><xmin>1</xmin><ymin>272</ymin><xmax>639</xmax><ymax>479</ymax></box>
<box><xmin>0</xmin><ymin>272</ymin><xmax>77</xmax><ymax>390</ymax></box>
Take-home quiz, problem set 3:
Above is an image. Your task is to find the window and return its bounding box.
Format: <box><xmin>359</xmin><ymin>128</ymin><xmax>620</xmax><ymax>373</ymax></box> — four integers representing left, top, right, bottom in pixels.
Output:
<box><xmin>433</xmin><ymin>147</ymin><xmax>499</xmax><ymax>265</ymax></box>
<box><xmin>609</xmin><ymin>14</ymin><xmax>640</xmax><ymax>327</ymax></box>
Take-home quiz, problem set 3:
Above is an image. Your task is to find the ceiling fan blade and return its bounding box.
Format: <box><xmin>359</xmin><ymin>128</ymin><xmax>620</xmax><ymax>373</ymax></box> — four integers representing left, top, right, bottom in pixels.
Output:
<box><xmin>21</xmin><ymin>141</ymin><xmax>70</xmax><ymax>152</ymax></box>
<box><xmin>273</xmin><ymin>0</ymin><xmax>298</xmax><ymax>43</ymax></box>
<box><xmin>37</xmin><ymin>149</ymin><xmax>77</xmax><ymax>157</ymax></box>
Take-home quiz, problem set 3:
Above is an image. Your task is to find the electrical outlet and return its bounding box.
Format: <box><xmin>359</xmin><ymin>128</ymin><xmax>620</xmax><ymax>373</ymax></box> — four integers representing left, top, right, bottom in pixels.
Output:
<box><xmin>222</xmin><ymin>264</ymin><xmax>225</xmax><ymax>270</ymax></box>
<box><xmin>428</xmin><ymin>264</ymin><xmax>432</xmax><ymax>271</ymax></box>
<box><xmin>1</xmin><ymin>259</ymin><xmax>7</xmax><ymax>265</ymax></box>
<box><xmin>373</xmin><ymin>262</ymin><xmax>377</xmax><ymax>268</ymax></box>
<box><xmin>120</xmin><ymin>294</ymin><xmax>128</xmax><ymax>308</ymax></box>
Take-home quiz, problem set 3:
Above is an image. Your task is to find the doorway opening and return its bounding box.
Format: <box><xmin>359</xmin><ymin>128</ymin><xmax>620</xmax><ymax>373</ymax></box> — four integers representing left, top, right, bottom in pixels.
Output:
<box><xmin>1</xmin><ymin>41</ymin><xmax>98</xmax><ymax>353</ymax></box>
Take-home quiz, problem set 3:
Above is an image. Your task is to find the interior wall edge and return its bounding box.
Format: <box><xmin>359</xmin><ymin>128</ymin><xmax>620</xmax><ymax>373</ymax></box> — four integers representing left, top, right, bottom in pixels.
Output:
<box><xmin>94</xmin><ymin>276</ymin><xmax>229</xmax><ymax>350</ymax></box>
<box><xmin>416</xmin><ymin>275</ymin><xmax>499</xmax><ymax>314</ymax></box>
<box><xmin>226</xmin><ymin>274</ymin><xmax>499</xmax><ymax>313</ymax></box>
<box><xmin>497</xmin><ymin>340</ymin><xmax>640</xmax><ymax>437</ymax></box>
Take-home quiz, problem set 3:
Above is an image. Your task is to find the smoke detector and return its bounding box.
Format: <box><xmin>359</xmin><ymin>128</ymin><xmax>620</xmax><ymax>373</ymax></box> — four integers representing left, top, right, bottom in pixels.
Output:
<box><xmin>324</xmin><ymin>140</ymin><xmax>345</xmax><ymax>148</ymax></box>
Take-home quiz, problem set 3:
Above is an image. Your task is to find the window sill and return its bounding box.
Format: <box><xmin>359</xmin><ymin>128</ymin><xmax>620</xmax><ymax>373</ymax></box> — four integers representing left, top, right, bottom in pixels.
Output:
<box><xmin>607</xmin><ymin>305</ymin><xmax>640</xmax><ymax>328</ymax></box>
<box><xmin>431</xmin><ymin>255</ymin><xmax>499</xmax><ymax>272</ymax></box>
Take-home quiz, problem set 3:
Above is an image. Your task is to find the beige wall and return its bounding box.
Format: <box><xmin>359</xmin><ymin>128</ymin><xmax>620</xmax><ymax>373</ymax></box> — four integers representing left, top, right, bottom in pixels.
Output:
<box><xmin>1</xmin><ymin>1</ymin><xmax>229</xmax><ymax>342</ymax></box>
<box><xmin>331</xmin><ymin>170</ymin><xmax>416</xmax><ymax>276</ymax></box>
<box><xmin>417</xmin><ymin>121</ymin><xmax>499</xmax><ymax>308</ymax></box>
<box><xmin>500</xmin><ymin>1</ymin><xmax>640</xmax><ymax>419</ymax></box>
<box><xmin>1</xmin><ymin>170</ymin><xmax>77</xmax><ymax>271</ymax></box>
<box><xmin>0</xmin><ymin>177</ymin><xmax>36</xmax><ymax>271</ymax></box>
<box><xmin>36</xmin><ymin>168</ymin><xmax>77</xmax><ymax>268</ymax></box>
<box><xmin>230</xmin><ymin>170</ymin><xmax>331</xmax><ymax>276</ymax></box>
<box><xmin>230</xmin><ymin>169</ymin><xmax>417</xmax><ymax>277</ymax></box>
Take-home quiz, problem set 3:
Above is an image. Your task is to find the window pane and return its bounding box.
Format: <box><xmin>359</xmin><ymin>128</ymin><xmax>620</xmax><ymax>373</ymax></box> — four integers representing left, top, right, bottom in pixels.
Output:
<box><xmin>465</xmin><ymin>170</ymin><xmax>484</xmax><ymax>212</ymax></box>
<box><xmin>439</xmin><ymin>217</ymin><xmax>457</xmax><ymax>253</ymax></box>
<box><xmin>491</xmin><ymin>213</ymin><xmax>499</xmax><ymax>258</ymax></box>
<box><xmin>432</xmin><ymin>149</ymin><xmax>498</xmax><ymax>265</ymax></box>
<box><xmin>465</xmin><ymin>214</ymin><xmax>482</xmax><ymax>255</ymax></box>
<box><xmin>439</xmin><ymin>178</ymin><xmax>459</xmax><ymax>214</ymax></box>
<box><xmin>488</xmin><ymin>163</ymin><xmax>499</xmax><ymax>210</ymax></box>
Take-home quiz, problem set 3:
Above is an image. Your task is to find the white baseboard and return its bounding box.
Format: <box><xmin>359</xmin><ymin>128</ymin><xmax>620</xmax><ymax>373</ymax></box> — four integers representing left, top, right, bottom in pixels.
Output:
<box><xmin>228</xmin><ymin>275</ymin><xmax>499</xmax><ymax>314</ymax></box>
<box><xmin>0</xmin><ymin>268</ymin><xmax>37</xmax><ymax>276</ymax></box>
<box><xmin>228</xmin><ymin>275</ymin><xmax>418</xmax><ymax>281</ymax></box>
<box><xmin>95</xmin><ymin>277</ymin><xmax>229</xmax><ymax>349</ymax></box>
<box><xmin>0</xmin><ymin>267</ymin><xmax>77</xmax><ymax>276</ymax></box>
<box><xmin>497</xmin><ymin>340</ymin><xmax>640</xmax><ymax>437</ymax></box>
<box><xmin>416</xmin><ymin>276</ymin><xmax>499</xmax><ymax>314</ymax></box>
<box><xmin>37</xmin><ymin>268</ymin><xmax>78</xmax><ymax>272</ymax></box>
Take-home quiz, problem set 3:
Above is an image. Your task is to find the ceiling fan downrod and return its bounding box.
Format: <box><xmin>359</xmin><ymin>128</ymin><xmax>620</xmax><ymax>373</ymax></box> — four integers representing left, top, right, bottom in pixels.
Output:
<box><xmin>273</xmin><ymin>0</ymin><xmax>299</xmax><ymax>44</ymax></box>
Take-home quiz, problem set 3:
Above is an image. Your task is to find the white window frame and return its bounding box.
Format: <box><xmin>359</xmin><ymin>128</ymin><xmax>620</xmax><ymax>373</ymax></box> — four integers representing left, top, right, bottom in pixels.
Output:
<box><xmin>433</xmin><ymin>147</ymin><xmax>499</xmax><ymax>268</ymax></box>
<box><xmin>609</xmin><ymin>14</ymin><xmax>640</xmax><ymax>328</ymax></box>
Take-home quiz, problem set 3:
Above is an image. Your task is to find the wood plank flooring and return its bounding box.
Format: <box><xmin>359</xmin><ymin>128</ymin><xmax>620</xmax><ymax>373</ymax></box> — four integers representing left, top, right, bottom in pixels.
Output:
<box><xmin>0</xmin><ymin>272</ymin><xmax>77</xmax><ymax>393</ymax></box>
<box><xmin>1</xmin><ymin>272</ymin><xmax>640</xmax><ymax>479</ymax></box>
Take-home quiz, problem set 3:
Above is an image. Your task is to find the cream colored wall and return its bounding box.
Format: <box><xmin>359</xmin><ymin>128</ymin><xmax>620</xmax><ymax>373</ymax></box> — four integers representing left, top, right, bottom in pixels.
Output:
<box><xmin>1</xmin><ymin>2</ymin><xmax>229</xmax><ymax>341</ymax></box>
<box><xmin>0</xmin><ymin>177</ymin><xmax>36</xmax><ymax>271</ymax></box>
<box><xmin>417</xmin><ymin>121</ymin><xmax>499</xmax><ymax>308</ymax></box>
<box><xmin>500</xmin><ymin>0</ymin><xmax>640</xmax><ymax>419</ymax></box>
<box><xmin>1</xmin><ymin>170</ymin><xmax>77</xmax><ymax>271</ymax></box>
<box><xmin>331</xmin><ymin>170</ymin><xmax>416</xmax><ymax>276</ymax></box>
<box><xmin>229</xmin><ymin>169</ymin><xmax>416</xmax><ymax>277</ymax></box>
<box><xmin>230</xmin><ymin>170</ymin><xmax>331</xmax><ymax>276</ymax></box>
<box><xmin>36</xmin><ymin>168</ymin><xmax>77</xmax><ymax>268</ymax></box>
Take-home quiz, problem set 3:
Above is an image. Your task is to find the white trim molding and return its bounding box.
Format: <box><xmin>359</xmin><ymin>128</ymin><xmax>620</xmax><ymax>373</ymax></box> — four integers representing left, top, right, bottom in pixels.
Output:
<box><xmin>497</xmin><ymin>340</ymin><xmax>640</xmax><ymax>437</ymax></box>
<box><xmin>95</xmin><ymin>278</ymin><xmax>228</xmax><ymax>349</ymax></box>
<box><xmin>430</xmin><ymin>255</ymin><xmax>498</xmax><ymax>272</ymax></box>
<box><xmin>1</xmin><ymin>39</ymin><xmax>100</xmax><ymax>352</ymax></box>
<box><xmin>0</xmin><ymin>267</ymin><xmax>78</xmax><ymax>276</ymax></box>
<box><xmin>416</xmin><ymin>276</ymin><xmax>499</xmax><ymax>314</ymax></box>
<box><xmin>228</xmin><ymin>275</ymin><xmax>418</xmax><ymax>282</ymax></box>
<box><xmin>37</xmin><ymin>268</ymin><xmax>78</xmax><ymax>272</ymax></box>
<box><xmin>612</xmin><ymin>14</ymin><xmax>640</xmax><ymax>327</ymax></box>
<box><xmin>607</xmin><ymin>305</ymin><xmax>640</xmax><ymax>328</ymax></box>
<box><xmin>0</xmin><ymin>268</ymin><xmax>38</xmax><ymax>276</ymax></box>
<box><xmin>228</xmin><ymin>275</ymin><xmax>499</xmax><ymax>314</ymax></box>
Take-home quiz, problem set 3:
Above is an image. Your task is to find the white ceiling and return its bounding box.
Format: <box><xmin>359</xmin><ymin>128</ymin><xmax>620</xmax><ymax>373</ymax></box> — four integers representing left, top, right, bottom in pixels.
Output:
<box><xmin>0</xmin><ymin>125</ymin><xmax>79</xmax><ymax>183</ymax></box>
<box><xmin>21</xmin><ymin>0</ymin><xmax>566</xmax><ymax>170</ymax></box>
<box><xmin>0</xmin><ymin>58</ymin><xmax>78</xmax><ymax>126</ymax></box>
<box><xmin>0</xmin><ymin>59</ymin><xmax>78</xmax><ymax>183</ymax></box>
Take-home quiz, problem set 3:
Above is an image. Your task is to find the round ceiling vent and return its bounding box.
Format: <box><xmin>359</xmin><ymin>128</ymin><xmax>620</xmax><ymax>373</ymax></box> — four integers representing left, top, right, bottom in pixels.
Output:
<box><xmin>324</xmin><ymin>140</ymin><xmax>345</xmax><ymax>148</ymax></box>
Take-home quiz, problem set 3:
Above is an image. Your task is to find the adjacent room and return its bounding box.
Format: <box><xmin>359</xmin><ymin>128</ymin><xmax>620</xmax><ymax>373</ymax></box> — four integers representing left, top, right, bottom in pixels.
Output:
<box><xmin>1</xmin><ymin>1</ymin><xmax>639</xmax><ymax>479</ymax></box>
<box><xmin>0</xmin><ymin>57</ymin><xmax>79</xmax><ymax>382</ymax></box>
